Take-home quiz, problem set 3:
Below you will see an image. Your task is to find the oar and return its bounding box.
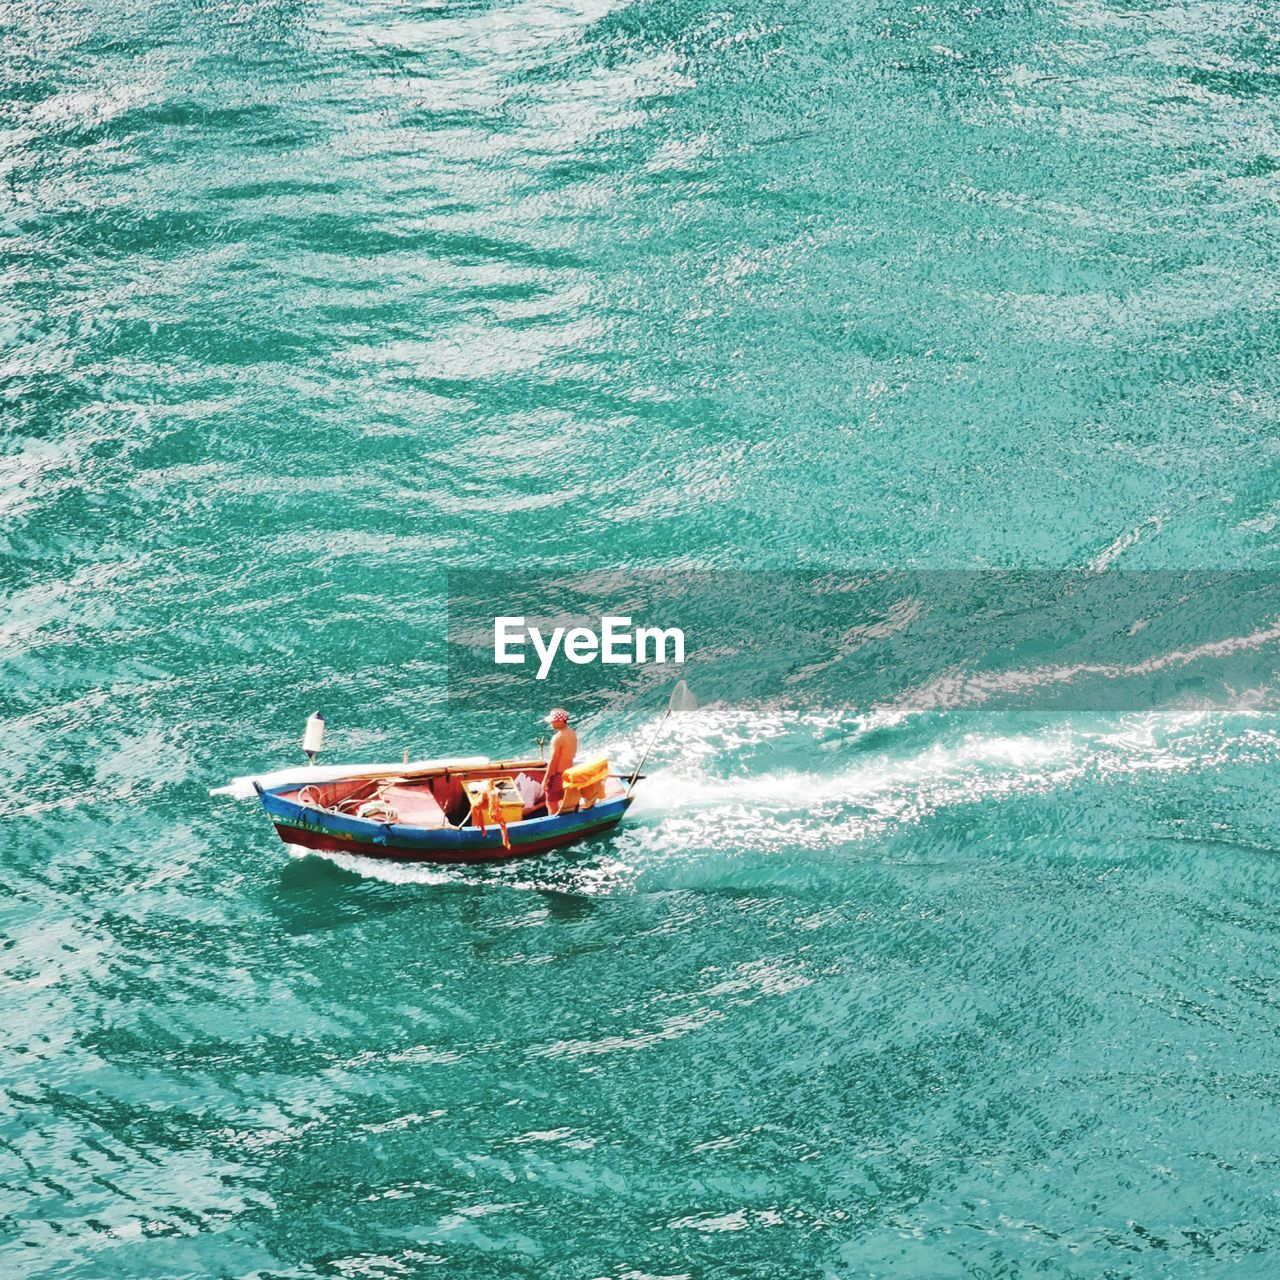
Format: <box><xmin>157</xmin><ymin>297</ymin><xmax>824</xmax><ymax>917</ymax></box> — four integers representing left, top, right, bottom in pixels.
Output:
<box><xmin>628</xmin><ymin>680</ymin><xmax>698</xmax><ymax>795</ymax></box>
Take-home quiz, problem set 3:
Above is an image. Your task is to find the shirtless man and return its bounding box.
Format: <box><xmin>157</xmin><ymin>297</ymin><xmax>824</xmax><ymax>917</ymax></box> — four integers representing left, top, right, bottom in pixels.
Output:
<box><xmin>541</xmin><ymin>708</ymin><xmax>577</xmax><ymax>815</ymax></box>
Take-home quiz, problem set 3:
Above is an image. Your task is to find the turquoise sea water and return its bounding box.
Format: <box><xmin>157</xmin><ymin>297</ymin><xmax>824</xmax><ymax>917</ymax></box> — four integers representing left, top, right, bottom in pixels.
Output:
<box><xmin>6</xmin><ymin>0</ymin><xmax>1280</xmax><ymax>1275</ymax></box>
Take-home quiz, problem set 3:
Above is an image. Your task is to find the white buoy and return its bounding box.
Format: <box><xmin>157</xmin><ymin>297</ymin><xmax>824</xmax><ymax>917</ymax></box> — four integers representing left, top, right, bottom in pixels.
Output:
<box><xmin>302</xmin><ymin>712</ymin><xmax>325</xmax><ymax>762</ymax></box>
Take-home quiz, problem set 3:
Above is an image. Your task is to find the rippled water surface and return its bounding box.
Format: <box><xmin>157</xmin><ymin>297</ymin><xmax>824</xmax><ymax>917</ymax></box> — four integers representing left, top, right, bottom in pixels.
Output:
<box><xmin>5</xmin><ymin>0</ymin><xmax>1280</xmax><ymax>1275</ymax></box>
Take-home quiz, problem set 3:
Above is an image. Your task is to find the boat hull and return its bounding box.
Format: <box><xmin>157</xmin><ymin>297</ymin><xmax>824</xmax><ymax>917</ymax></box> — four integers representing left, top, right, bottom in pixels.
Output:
<box><xmin>261</xmin><ymin>785</ymin><xmax>632</xmax><ymax>864</ymax></box>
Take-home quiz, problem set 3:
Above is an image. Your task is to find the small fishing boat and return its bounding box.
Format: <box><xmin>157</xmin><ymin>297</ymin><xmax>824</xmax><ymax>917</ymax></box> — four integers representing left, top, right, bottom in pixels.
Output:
<box><xmin>211</xmin><ymin>683</ymin><xmax>697</xmax><ymax>865</ymax></box>
<box><xmin>249</xmin><ymin>756</ymin><xmax>631</xmax><ymax>864</ymax></box>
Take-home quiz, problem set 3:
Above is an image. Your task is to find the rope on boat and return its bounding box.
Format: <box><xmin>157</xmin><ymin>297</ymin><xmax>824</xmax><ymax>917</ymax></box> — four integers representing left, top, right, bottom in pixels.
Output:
<box><xmin>297</xmin><ymin>780</ymin><xmax>402</xmax><ymax>824</ymax></box>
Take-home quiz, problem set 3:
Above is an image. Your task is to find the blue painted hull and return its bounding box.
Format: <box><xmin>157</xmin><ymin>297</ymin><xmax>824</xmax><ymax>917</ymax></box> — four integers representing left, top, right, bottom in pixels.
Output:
<box><xmin>260</xmin><ymin>784</ymin><xmax>633</xmax><ymax>863</ymax></box>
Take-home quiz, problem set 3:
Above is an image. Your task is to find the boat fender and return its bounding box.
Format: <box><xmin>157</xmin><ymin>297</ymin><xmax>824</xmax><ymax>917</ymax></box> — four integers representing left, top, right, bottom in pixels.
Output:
<box><xmin>302</xmin><ymin>712</ymin><xmax>325</xmax><ymax>761</ymax></box>
<box><xmin>357</xmin><ymin>799</ymin><xmax>399</xmax><ymax>823</ymax></box>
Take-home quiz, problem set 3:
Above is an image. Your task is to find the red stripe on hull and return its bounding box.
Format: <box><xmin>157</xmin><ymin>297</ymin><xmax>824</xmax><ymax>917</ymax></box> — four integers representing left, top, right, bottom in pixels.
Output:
<box><xmin>273</xmin><ymin>819</ymin><xmax>624</xmax><ymax>864</ymax></box>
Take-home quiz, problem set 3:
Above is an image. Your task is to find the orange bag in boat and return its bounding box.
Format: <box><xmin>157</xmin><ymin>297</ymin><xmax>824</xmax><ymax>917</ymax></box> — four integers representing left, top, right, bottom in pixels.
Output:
<box><xmin>564</xmin><ymin>757</ymin><xmax>609</xmax><ymax>789</ymax></box>
<box><xmin>563</xmin><ymin>757</ymin><xmax>609</xmax><ymax>812</ymax></box>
